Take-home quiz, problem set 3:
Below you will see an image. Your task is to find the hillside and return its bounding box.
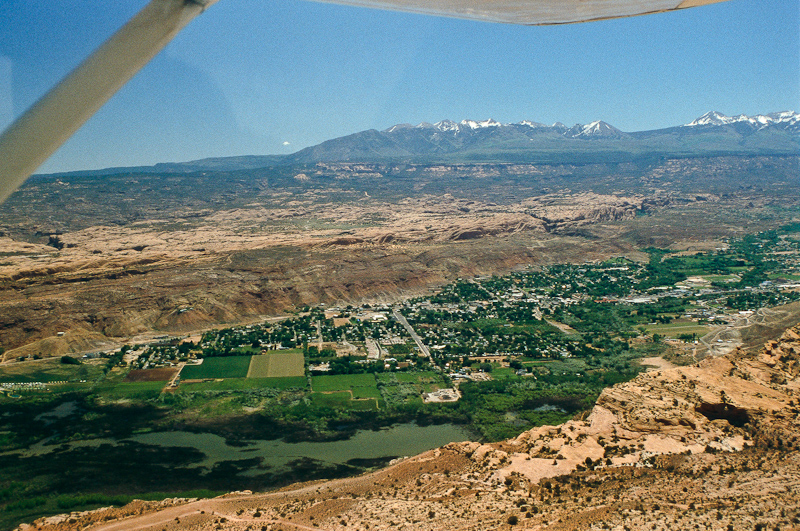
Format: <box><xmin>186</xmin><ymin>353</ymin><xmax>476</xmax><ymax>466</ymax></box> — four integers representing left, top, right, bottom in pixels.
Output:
<box><xmin>21</xmin><ymin>324</ymin><xmax>800</xmax><ymax>531</ymax></box>
<box><xmin>1</xmin><ymin>154</ymin><xmax>797</xmax><ymax>358</ymax></box>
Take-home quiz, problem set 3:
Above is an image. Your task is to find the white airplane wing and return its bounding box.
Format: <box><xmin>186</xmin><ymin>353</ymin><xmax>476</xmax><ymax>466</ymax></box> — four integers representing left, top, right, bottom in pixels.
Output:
<box><xmin>0</xmin><ymin>0</ymin><xmax>728</xmax><ymax>203</ymax></box>
<box><xmin>316</xmin><ymin>0</ymin><xmax>727</xmax><ymax>25</ymax></box>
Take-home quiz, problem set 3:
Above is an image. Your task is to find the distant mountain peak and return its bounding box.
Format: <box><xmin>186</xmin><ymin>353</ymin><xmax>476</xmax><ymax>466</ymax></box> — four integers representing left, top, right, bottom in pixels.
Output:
<box><xmin>460</xmin><ymin>118</ymin><xmax>502</xmax><ymax>130</ymax></box>
<box><xmin>385</xmin><ymin>123</ymin><xmax>415</xmax><ymax>133</ymax></box>
<box><xmin>564</xmin><ymin>120</ymin><xmax>625</xmax><ymax>139</ymax></box>
<box><xmin>518</xmin><ymin>120</ymin><xmax>548</xmax><ymax>129</ymax></box>
<box><xmin>305</xmin><ymin>111</ymin><xmax>797</xmax><ymax>166</ymax></box>
<box><xmin>687</xmin><ymin>110</ymin><xmax>730</xmax><ymax>126</ymax></box>
<box><xmin>388</xmin><ymin>118</ymin><xmax>621</xmax><ymax>136</ymax></box>
<box><xmin>685</xmin><ymin>110</ymin><xmax>799</xmax><ymax>130</ymax></box>
<box><xmin>433</xmin><ymin>120</ymin><xmax>459</xmax><ymax>132</ymax></box>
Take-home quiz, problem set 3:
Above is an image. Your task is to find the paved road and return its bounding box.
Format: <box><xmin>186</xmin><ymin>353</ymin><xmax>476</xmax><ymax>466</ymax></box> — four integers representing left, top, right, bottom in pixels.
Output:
<box><xmin>392</xmin><ymin>308</ymin><xmax>431</xmax><ymax>359</ymax></box>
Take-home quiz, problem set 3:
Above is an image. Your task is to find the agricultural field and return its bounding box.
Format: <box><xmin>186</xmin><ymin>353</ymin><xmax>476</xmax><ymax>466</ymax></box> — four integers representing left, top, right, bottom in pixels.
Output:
<box><xmin>180</xmin><ymin>356</ymin><xmax>252</xmax><ymax>380</ymax></box>
<box><xmin>643</xmin><ymin>320</ymin><xmax>715</xmax><ymax>339</ymax></box>
<box><xmin>488</xmin><ymin>367</ymin><xmax>517</xmax><ymax>379</ymax></box>
<box><xmin>125</xmin><ymin>368</ymin><xmax>178</xmax><ymax>382</ymax></box>
<box><xmin>178</xmin><ymin>376</ymin><xmax>307</xmax><ymax>392</ymax></box>
<box><xmin>0</xmin><ymin>357</ymin><xmax>103</xmax><ymax>384</ymax></box>
<box><xmin>311</xmin><ymin>373</ymin><xmax>378</xmax><ymax>392</ymax></box>
<box><xmin>311</xmin><ymin>373</ymin><xmax>381</xmax><ymax>407</ymax></box>
<box><xmin>93</xmin><ymin>381</ymin><xmax>167</xmax><ymax>400</ymax></box>
<box><xmin>395</xmin><ymin>371</ymin><xmax>446</xmax><ymax>391</ymax></box>
<box><xmin>247</xmin><ymin>352</ymin><xmax>304</xmax><ymax>378</ymax></box>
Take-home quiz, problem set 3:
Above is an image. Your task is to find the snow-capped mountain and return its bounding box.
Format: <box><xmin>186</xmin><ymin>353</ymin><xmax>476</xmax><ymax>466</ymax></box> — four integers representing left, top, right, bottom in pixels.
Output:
<box><xmin>283</xmin><ymin>111</ymin><xmax>798</xmax><ymax>164</ymax></box>
<box><xmin>385</xmin><ymin>118</ymin><xmax>624</xmax><ymax>138</ymax></box>
<box><xmin>567</xmin><ymin>120</ymin><xmax>626</xmax><ymax>138</ymax></box>
<box><xmin>460</xmin><ymin>118</ymin><xmax>503</xmax><ymax>130</ymax></box>
<box><xmin>45</xmin><ymin>111</ymin><xmax>799</xmax><ymax>176</ymax></box>
<box><xmin>403</xmin><ymin>119</ymin><xmax>513</xmax><ymax>134</ymax></box>
<box><xmin>389</xmin><ymin>111</ymin><xmax>799</xmax><ymax>139</ymax></box>
<box><xmin>684</xmin><ymin>110</ymin><xmax>799</xmax><ymax>132</ymax></box>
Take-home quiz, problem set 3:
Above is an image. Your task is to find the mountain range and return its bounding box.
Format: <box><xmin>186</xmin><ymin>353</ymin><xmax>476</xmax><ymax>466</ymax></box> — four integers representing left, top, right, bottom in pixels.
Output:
<box><xmin>41</xmin><ymin>111</ymin><xmax>799</xmax><ymax>177</ymax></box>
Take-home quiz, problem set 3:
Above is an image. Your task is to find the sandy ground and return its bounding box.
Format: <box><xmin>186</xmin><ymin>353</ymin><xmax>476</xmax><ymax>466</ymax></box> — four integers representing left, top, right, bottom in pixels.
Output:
<box><xmin>638</xmin><ymin>356</ymin><xmax>675</xmax><ymax>371</ymax></box>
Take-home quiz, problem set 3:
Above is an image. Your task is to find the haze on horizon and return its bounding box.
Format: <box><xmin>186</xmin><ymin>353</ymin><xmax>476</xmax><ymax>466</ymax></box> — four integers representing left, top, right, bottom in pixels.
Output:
<box><xmin>0</xmin><ymin>0</ymin><xmax>797</xmax><ymax>174</ymax></box>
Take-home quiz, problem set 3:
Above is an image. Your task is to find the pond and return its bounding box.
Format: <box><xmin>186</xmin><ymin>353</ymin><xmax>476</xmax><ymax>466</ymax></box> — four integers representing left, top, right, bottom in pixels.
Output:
<box><xmin>7</xmin><ymin>423</ymin><xmax>474</xmax><ymax>477</ymax></box>
<box><xmin>127</xmin><ymin>423</ymin><xmax>473</xmax><ymax>475</ymax></box>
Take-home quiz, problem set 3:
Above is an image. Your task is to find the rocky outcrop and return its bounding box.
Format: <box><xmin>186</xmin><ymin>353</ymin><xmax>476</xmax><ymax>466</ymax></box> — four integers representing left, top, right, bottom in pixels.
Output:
<box><xmin>454</xmin><ymin>326</ymin><xmax>799</xmax><ymax>487</ymax></box>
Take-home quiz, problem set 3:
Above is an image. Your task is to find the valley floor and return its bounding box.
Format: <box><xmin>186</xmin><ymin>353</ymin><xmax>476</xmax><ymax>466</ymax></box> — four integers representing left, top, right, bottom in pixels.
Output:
<box><xmin>20</xmin><ymin>325</ymin><xmax>800</xmax><ymax>531</ymax></box>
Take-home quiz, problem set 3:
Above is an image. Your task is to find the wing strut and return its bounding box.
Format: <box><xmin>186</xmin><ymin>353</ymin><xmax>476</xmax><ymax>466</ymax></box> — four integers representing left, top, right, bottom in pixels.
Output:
<box><xmin>0</xmin><ymin>0</ymin><xmax>728</xmax><ymax>203</ymax></box>
<box><xmin>0</xmin><ymin>0</ymin><xmax>218</xmax><ymax>203</ymax></box>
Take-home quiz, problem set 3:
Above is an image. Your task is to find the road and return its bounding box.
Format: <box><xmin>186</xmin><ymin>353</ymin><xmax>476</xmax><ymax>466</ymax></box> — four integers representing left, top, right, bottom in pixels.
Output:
<box><xmin>163</xmin><ymin>361</ymin><xmax>185</xmax><ymax>391</ymax></box>
<box><xmin>392</xmin><ymin>308</ymin><xmax>431</xmax><ymax>359</ymax></box>
<box><xmin>698</xmin><ymin>307</ymin><xmax>775</xmax><ymax>358</ymax></box>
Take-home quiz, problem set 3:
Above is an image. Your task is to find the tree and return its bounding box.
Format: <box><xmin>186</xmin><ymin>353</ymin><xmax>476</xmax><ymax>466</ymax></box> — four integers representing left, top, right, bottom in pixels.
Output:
<box><xmin>178</xmin><ymin>341</ymin><xmax>194</xmax><ymax>354</ymax></box>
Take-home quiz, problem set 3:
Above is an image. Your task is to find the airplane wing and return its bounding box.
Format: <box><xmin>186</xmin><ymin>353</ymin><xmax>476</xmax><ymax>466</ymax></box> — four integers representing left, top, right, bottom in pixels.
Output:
<box><xmin>0</xmin><ymin>0</ymin><xmax>728</xmax><ymax>204</ymax></box>
<box><xmin>315</xmin><ymin>0</ymin><xmax>727</xmax><ymax>25</ymax></box>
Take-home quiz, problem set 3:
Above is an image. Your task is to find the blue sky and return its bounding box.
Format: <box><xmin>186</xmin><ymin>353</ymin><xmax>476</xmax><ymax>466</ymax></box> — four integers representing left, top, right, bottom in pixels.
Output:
<box><xmin>0</xmin><ymin>0</ymin><xmax>798</xmax><ymax>173</ymax></box>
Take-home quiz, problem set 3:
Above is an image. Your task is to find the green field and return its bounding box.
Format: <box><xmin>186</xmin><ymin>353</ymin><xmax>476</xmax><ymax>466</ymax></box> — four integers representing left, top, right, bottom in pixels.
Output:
<box><xmin>310</xmin><ymin>391</ymin><xmax>378</xmax><ymax>410</ymax></box>
<box><xmin>311</xmin><ymin>373</ymin><xmax>377</xmax><ymax>392</ymax></box>
<box><xmin>247</xmin><ymin>352</ymin><xmax>304</xmax><ymax>378</ymax></box>
<box><xmin>377</xmin><ymin>371</ymin><xmax>449</xmax><ymax>406</ymax></box>
<box><xmin>178</xmin><ymin>376</ymin><xmax>307</xmax><ymax>391</ymax></box>
<box><xmin>310</xmin><ymin>374</ymin><xmax>381</xmax><ymax>409</ymax></box>
<box><xmin>351</xmin><ymin>385</ymin><xmax>381</xmax><ymax>399</ymax></box>
<box><xmin>310</xmin><ymin>391</ymin><xmax>355</xmax><ymax>408</ymax></box>
<box><xmin>0</xmin><ymin>358</ymin><xmax>104</xmax><ymax>384</ymax></box>
<box><xmin>395</xmin><ymin>371</ymin><xmax>440</xmax><ymax>383</ymax></box>
<box><xmin>644</xmin><ymin>322</ymin><xmax>714</xmax><ymax>338</ymax></box>
<box><xmin>180</xmin><ymin>356</ymin><xmax>252</xmax><ymax>380</ymax></box>
<box><xmin>395</xmin><ymin>371</ymin><xmax>446</xmax><ymax>392</ymax></box>
<box><xmin>93</xmin><ymin>381</ymin><xmax>165</xmax><ymax>400</ymax></box>
<box><xmin>489</xmin><ymin>367</ymin><xmax>517</xmax><ymax>379</ymax></box>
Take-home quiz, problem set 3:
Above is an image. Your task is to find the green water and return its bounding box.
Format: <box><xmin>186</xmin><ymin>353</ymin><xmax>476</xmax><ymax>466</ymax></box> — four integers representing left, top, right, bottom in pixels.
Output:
<box><xmin>7</xmin><ymin>423</ymin><xmax>473</xmax><ymax>476</ymax></box>
<box><xmin>127</xmin><ymin>423</ymin><xmax>472</xmax><ymax>474</ymax></box>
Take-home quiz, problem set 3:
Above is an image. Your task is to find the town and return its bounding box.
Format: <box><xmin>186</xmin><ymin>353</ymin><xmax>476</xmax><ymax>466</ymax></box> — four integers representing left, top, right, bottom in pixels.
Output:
<box><xmin>106</xmin><ymin>225</ymin><xmax>800</xmax><ymax>382</ymax></box>
<box><xmin>4</xmin><ymin>227</ymin><xmax>797</xmax><ymax>441</ymax></box>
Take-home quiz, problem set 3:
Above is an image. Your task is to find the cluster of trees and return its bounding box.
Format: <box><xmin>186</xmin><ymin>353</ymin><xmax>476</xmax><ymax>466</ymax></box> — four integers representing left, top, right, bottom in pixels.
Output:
<box><xmin>454</xmin><ymin>378</ymin><xmax>602</xmax><ymax>441</ymax></box>
<box><xmin>727</xmin><ymin>291</ymin><xmax>800</xmax><ymax>311</ymax></box>
<box><xmin>637</xmin><ymin>249</ymin><xmax>687</xmax><ymax>289</ymax></box>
